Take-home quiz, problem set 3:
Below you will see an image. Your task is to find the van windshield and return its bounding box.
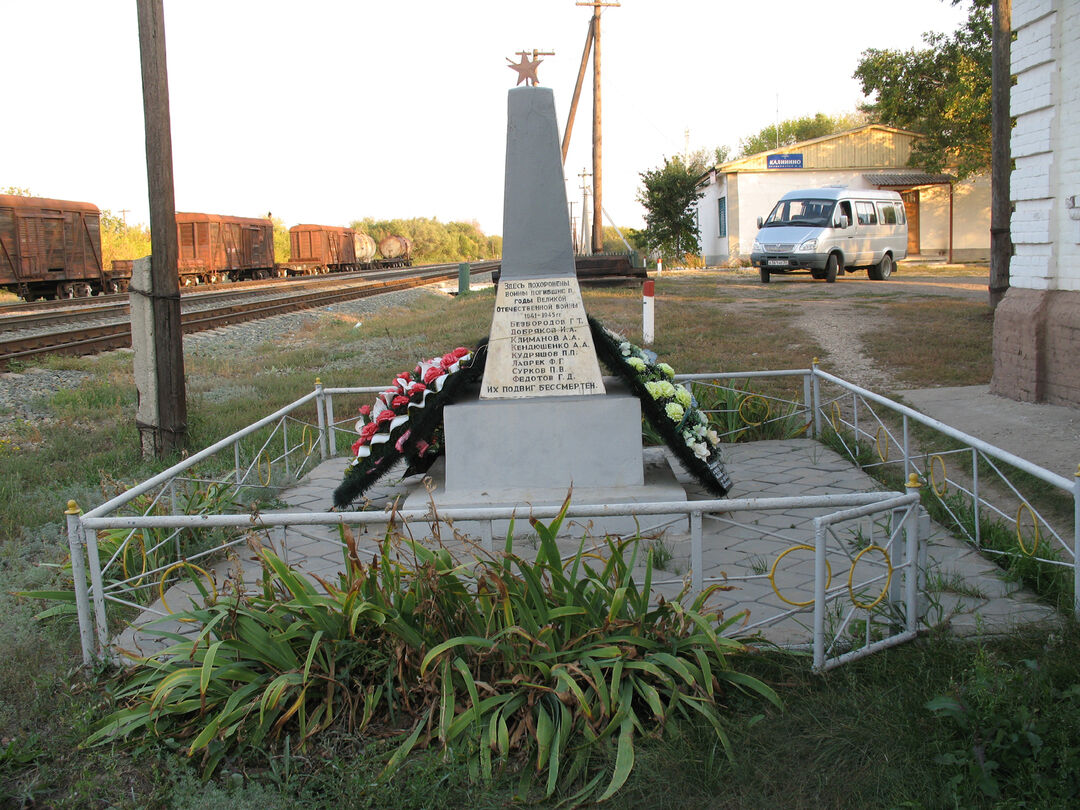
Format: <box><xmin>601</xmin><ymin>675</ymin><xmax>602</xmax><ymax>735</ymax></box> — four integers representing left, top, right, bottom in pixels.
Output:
<box><xmin>763</xmin><ymin>198</ymin><xmax>836</xmax><ymax>228</ymax></box>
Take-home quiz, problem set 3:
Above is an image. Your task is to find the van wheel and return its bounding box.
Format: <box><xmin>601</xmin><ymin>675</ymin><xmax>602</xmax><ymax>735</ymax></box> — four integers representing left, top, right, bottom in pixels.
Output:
<box><xmin>869</xmin><ymin>253</ymin><xmax>893</xmax><ymax>280</ymax></box>
<box><xmin>759</xmin><ymin>267</ymin><xmax>770</xmax><ymax>283</ymax></box>
<box><xmin>811</xmin><ymin>268</ymin><xmax>826</xmax><ymax>280</ymax></box>
<box><xmin>825</xmin><ymin>254</ymin><xmax>839</xmax><ymax>283</ymax></box>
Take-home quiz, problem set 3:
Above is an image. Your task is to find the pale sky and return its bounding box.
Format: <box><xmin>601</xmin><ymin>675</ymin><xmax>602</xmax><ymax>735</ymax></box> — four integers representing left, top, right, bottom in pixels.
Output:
<box><xmin>2</xmin><ymin>0</ymin><xmax>970</xmax><ymax>237</ymax></box>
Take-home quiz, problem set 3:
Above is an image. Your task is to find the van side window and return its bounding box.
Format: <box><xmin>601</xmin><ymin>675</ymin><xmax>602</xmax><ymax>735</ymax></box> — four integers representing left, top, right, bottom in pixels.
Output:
<box><xmin>855</xmin><ymin>201</ymin><xmax>878</xmax><ymax>226</ymax></box>
<box><xmin>879</xmin><ymin>203</ymin><xmax>898</xmax><ymax>225</ymax></box>
<box><xmin>837</xmin><ymin>201</ymin><xmax>853</xmax><ymax>225</ymax></box>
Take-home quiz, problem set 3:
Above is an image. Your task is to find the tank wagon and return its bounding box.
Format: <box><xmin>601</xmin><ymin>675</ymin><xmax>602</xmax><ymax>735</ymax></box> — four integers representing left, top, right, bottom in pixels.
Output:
<box><xmin>176</xmin><ymin>212</ymin><xmax>276</xmax><ymax>285</ymax></box>
<box><xmin>377</xmin><ymin>235</ymin><xmax>413</xmax><ymax>267</ymax></box>
<box><xmin>0</xmin><ymin>195</ymin><xmax>129</xmax><ymax>299</ymax></box>
<box><xmin>354</xmin><ymin>232</ymin><xmax>377</xmax><ymax>265</ymax></box>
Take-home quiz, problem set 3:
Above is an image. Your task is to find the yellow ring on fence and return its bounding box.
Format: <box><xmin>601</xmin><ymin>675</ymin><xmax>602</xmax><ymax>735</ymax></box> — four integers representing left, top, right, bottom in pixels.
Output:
<box><xmin>769</xmin><ymin>544</ymin><xmax>832</xmax><ymax>608</ymax></box>
<box><xmin>120</xmin><ymin>532</ymin><xmax>148</xmax><ymax>586</ymax></box>
<box><xmin>738</xmin><ymin>394</ymin><xmax>771</xmax><ymax>427</ymax></box>
<box><xmin>929</xmin><ymin>454</ymin><xmax>948</xmax><ymax>497</ymax></box>
<box><xmin>1016</xmin><ymin>503</ymin><xmax>1040</xmax><ymax>556</ymax></box>
<box><xmin>258</xmin><ymin>451</ymin><xmax>272</xmax><ymax>486</ymax></box>
<box><xmin>829</xmin><ymin>402</ymin><xmax>842</xmax><ymax>433</ymax></box>
<box><xmin>847</xmin><ymin>544</ymin><xmax>893</xmax><ymax>610</ymax></box>
<box><xmin>301</xmin><ymin>425</ymin><xmax>315</xmax><ymax>457</ymax></box>
<box><xmin>875</xmin><ymin>426</ymin><xmax>890</xmax><ymax>462</ymax></box>
<box><xmin>158</xmin><ymin>561</ymin><xmax>218</xmax><ymax>620</ymax></box>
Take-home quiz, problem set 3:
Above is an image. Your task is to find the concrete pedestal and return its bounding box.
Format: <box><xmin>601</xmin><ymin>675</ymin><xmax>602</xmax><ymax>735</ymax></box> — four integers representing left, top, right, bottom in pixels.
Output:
<box><xmin>403</xmin><ymin>379</ymin><xmax>688</xmax><ymax>539</ymax></box>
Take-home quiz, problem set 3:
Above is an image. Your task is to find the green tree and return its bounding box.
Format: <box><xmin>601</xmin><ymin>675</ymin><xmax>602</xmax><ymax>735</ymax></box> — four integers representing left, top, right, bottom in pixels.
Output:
<box><xmin>636</xmin><ymin>153</ymin><xmax>707</xmax><ymax>259</ymax></box>
<box><xmin>349</xmin><ymin>217</ymin><xmax>502</xmax><ymax>264</ymax></box>
<box><xmin>98</xmin><ymin>210</ymin><xmax>151</xmax><ymax>273</ymax></box>
<box><xmin>269</xmin><ymin>215</ymin><xmax>290</xmax><ymax>263</ymax></box>
<box><xmin>736</xmin><ymin>112</ymin><xmax>868</xmax><ymax>158</ymax></box>
<box><xmin>1</xmin><ymin>186</ymin><xmax>33</xmax><ymax>196</ymax></box>
<box><xmin>854</xmin><ymin>0</ymin><xmax>991</xmax><ymax>178</ymax></box>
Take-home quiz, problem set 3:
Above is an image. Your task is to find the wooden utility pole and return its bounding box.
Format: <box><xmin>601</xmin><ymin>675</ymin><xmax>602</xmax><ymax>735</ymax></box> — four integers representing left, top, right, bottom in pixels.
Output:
<box><xmin>574</xmin><ymin>1</ymin><xmax>618</xmax><ymax>253</ymax></box>
<box><xmin>561</xmin><ymin>18</ymin><xmax>594</xmax><ymax>163</ymax></box>
<box><xmin>989</xmin><ymin>0</ymin><xmax>1012</xmax><ymax>309</ymax></box>
<box><xmin>135</xmin><ymin>0</ymin><xmax>186</xmax><ymax>456</ymax></box>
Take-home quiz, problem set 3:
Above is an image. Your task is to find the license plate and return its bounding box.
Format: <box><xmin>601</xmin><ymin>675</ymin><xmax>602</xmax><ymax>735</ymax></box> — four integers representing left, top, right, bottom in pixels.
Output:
<box><xmin>767</xmin><ymin>259</ymin><xmax>788</xmax><ymax>267</ymax></box>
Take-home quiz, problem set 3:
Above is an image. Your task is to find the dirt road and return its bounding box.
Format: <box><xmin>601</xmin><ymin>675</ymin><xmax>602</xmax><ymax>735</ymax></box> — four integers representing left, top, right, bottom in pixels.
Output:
<box><xmin>705</xmin><ymin>265</ymin><xmax>992</xmax><ymax>391</ymax></box>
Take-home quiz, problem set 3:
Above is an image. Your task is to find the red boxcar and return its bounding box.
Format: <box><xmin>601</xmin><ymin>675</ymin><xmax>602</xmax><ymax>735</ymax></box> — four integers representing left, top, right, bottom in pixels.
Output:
<box><xmin>286</xmin><ymin>224</ymin><xmax>358</xmax><ymax>275</ymax></box>
<box><xmin>0</xmin><ymin>194</ymin><xmax>119</xmax><ymax>299</ymax></box>
<box><xmin>176</xmin><ymin>212</ymin><xmax>275</xmax><ymax>284</ymax></box>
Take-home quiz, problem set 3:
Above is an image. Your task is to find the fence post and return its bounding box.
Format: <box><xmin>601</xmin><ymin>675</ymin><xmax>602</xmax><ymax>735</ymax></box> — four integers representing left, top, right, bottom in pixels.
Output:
<box><xmin>65</xmin><ymin>502</ymin><xmax>95</xmax><ymax>665</ymax></box>
<box><xmin>811</xmin><ymin>358</ymin><xmax>822</xmax><ymax>439</ymax></box>
<box><xmin>690</xmin><ymin>511</ymin><xmax>703</xmax><ymax>595</ymax></box>
<box><xmin>326</xmin><ymin>393</ymin><xmax>337</xmax><ymax>457</ymax></box>
<box><xmin>852</xmin><ymin>391</ymin><xmax>860</xmax><ymax>455</ymax></box>
<box><xmin>802</xmin><ymin>370</ymin><xmax>813</xmax><ymax>435</ymax></box>
<box><xmin>315</xmin><ymin>378</ymin><xmax>328</xmax><ymax>460</ymax></box>
<box><xmin>812</xmin><ymin>517</ymin><xmax>827</xmax><ymax>671</ymax></box>
<box><xmin>972</xmin><ymin>448</ymin><xmax>982</xmax><ymax>549</ymax></box>
<box><xmin>83</xmin><ymin>525</ymin><xmax>108</xmax><ymax>658</ymax></box>
<box><xmin>1074</xmin><ymin>465</ymin><xmax>1080</xmax><ymax>620</ymax></box>
<box><xmin>903</xmin><ymin>414</ymin><xmax>911</xmax><ymax>479</ymax></box>
<box><xmin>904</xmin><ymin>476</ymin><xmax>922</xmax><ymax>634</ymax></box>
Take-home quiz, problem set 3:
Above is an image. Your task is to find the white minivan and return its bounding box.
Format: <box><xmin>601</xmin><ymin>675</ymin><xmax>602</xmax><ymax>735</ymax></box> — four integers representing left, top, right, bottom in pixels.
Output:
<box><xmin>750</xmin><ymin>187</ymin><xmax>908</xmax><ymax>283</ymax></box>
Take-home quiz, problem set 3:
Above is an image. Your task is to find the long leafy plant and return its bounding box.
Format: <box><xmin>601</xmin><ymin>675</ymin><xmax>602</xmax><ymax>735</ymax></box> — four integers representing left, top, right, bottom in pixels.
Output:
<box><xmin>88</xmin><ymin>498</ymin><xmax>779</xmax><ymax>802</ymax></box>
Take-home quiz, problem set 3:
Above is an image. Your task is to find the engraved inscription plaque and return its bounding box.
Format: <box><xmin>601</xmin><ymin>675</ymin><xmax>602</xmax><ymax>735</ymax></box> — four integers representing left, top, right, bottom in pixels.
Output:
<box><xmin>482</xmin><ymin>275</ymin><xmax>604</xmax><ymax>399</ymax></box>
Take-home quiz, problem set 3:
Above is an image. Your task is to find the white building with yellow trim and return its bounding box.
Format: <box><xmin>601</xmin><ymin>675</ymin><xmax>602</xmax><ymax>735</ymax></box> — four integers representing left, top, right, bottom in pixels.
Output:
<box><xmin>694</xmin><ymin>124</ymin><xmax>990</xmax><ymax>266</ymax></box>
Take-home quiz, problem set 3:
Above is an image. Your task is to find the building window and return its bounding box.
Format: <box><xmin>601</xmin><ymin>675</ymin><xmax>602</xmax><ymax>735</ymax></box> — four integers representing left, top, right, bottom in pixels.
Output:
<box><xmin>717</xmin><ymin>197</ymin><xmax>727</xmax><ymax>238</ymax></box>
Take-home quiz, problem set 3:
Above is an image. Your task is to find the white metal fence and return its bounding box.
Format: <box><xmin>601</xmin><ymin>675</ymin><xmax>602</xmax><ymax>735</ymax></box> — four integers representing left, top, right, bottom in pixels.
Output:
<box><xmin>62</xmin><ymin>367</ymin><xmax>1078</xmax><ymax>671</ymax></box>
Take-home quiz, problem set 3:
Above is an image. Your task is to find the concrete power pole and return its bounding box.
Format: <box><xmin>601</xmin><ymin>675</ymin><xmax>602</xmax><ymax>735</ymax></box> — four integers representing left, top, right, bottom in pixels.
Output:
<box><xmin>989</xmin><ymin>0</ymin><xmax>1012</xmax><ymax>309</ymax></box>
<box><xmin>135</xmin><ymin>0</ymin><xmax>186</xmax><ymax>456</ymax></box>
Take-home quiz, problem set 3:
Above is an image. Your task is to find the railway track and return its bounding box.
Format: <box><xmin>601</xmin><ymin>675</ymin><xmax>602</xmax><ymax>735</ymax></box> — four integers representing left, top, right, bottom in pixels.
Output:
<box><xmin>0</xmin><ymin>260</ymin><xmax>499</xmax><ymax>369</ymax></box>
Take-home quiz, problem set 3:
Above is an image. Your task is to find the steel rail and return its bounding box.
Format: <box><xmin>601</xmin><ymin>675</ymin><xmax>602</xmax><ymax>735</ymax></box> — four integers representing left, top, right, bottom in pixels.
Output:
<box><xmin>0</xmin><ymin>261</ymin><xmax>499</xmax><ymax>368</ymax></box>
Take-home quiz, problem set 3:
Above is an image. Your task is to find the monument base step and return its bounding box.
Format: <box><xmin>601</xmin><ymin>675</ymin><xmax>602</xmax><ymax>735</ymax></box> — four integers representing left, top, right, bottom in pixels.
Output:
<box><xmin>402</xmin><ymin>446</ymin><xmax>688</xmax><ymax>541</ymax></box>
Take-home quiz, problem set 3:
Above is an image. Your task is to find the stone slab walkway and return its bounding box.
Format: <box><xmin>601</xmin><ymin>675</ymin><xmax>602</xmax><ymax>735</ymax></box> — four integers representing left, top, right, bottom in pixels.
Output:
<box><xmin>113</xmin><ymin>440</ymin><xmax>1060</xmax><ymax>660</ymax></box>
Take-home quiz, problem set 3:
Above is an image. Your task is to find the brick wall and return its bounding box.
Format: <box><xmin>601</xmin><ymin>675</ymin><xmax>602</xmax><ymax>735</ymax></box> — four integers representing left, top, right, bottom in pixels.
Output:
<box><xmin>993</xmin><ymin>0</ymin><xmax>1080</xmax><ymax>406</ymax></box>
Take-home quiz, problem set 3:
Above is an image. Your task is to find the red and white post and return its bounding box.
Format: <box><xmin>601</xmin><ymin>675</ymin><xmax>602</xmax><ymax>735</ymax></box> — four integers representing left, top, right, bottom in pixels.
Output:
<box><xmin>642</xmin><ymin>279</ymin><xmax>655</xmax><ymax>345</ymax></box>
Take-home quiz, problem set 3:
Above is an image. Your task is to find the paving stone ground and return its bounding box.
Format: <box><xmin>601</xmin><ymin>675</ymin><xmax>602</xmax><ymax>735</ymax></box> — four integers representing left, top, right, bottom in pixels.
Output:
<box><xmin>113</xmin><ymin>439</ymin><xmax>1060</xmax><ymax>661</ymax></box>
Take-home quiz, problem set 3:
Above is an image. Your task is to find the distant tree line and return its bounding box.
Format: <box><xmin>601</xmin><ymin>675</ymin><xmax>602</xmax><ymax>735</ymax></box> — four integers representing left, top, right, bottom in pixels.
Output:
<box><xmin>351</xmin><ymin>217</ymin><xmax>502</xmax><ymax>265</ymax></box>
<box><xmin>99</xmin><ymin>211</ymin><xmax>151</xmax><ymax>272</ymax></box>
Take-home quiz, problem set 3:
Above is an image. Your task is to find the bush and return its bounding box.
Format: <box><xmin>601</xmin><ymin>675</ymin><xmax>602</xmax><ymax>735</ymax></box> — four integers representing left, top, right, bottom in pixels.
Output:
<box><xmin>88</xmin><ymin>502</ymin><xmax>779</xmax><ymax>803</ymax></box>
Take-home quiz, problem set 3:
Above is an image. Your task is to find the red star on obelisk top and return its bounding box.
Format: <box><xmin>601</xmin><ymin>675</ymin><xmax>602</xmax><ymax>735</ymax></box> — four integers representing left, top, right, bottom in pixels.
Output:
<box><xmin>506</xmin><ymin>52</ymin><xmax>543</xmax><ymax>86</ymax></box>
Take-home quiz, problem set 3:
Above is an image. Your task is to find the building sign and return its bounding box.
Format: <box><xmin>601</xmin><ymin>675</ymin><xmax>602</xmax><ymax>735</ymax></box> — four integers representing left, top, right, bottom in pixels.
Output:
<box><xmin>767</xmin><ymin>153</ymin><xmax>803</xmax><ymax>169</ymax></box>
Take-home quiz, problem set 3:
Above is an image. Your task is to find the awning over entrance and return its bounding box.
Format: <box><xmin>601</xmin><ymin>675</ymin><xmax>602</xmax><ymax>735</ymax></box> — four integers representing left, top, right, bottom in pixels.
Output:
<box><xmin>863</xmin><ymin>172</ymin><xmax>953</xmax><ymax>188</ymax></box>
<box><xmin>864</xmin><ymin>173</ymin><xmax>956</xmax><ymax>263</ymax></box>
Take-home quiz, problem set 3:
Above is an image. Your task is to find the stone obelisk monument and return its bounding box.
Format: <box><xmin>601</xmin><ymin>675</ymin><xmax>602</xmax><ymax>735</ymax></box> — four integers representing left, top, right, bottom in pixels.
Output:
<box><xmin>405</xmin><ymin>71</ymin><xmax>686</xmax><ymax>534</ymax></box>
<box><xmin>480</xmin><ymin>86</ymin><xmax>606</xmax><ymax>401</ymax></box>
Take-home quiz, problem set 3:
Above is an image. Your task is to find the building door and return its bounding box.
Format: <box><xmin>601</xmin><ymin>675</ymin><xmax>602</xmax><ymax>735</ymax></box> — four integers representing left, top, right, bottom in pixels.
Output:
<box><xmin>901</xmin><ymin>191</ymin><xmax>920</xmax><ymax>255</ymax></box>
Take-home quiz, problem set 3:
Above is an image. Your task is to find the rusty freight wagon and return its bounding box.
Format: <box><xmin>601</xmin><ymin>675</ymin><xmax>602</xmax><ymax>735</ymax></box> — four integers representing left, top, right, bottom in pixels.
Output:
<box><xmin>285</xmin><ymin>224</ymin><xmax>359</xmax><ymax>275</ymax></box>
<box><xmin>176</xmin><ymin>212</ymin><xmax>276</xmax><ymax>285</ymax></box>
<box><xmin>0</xmin><ymin>194</ymin><xmax>126</xmax><ymax>299</ymax></box>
